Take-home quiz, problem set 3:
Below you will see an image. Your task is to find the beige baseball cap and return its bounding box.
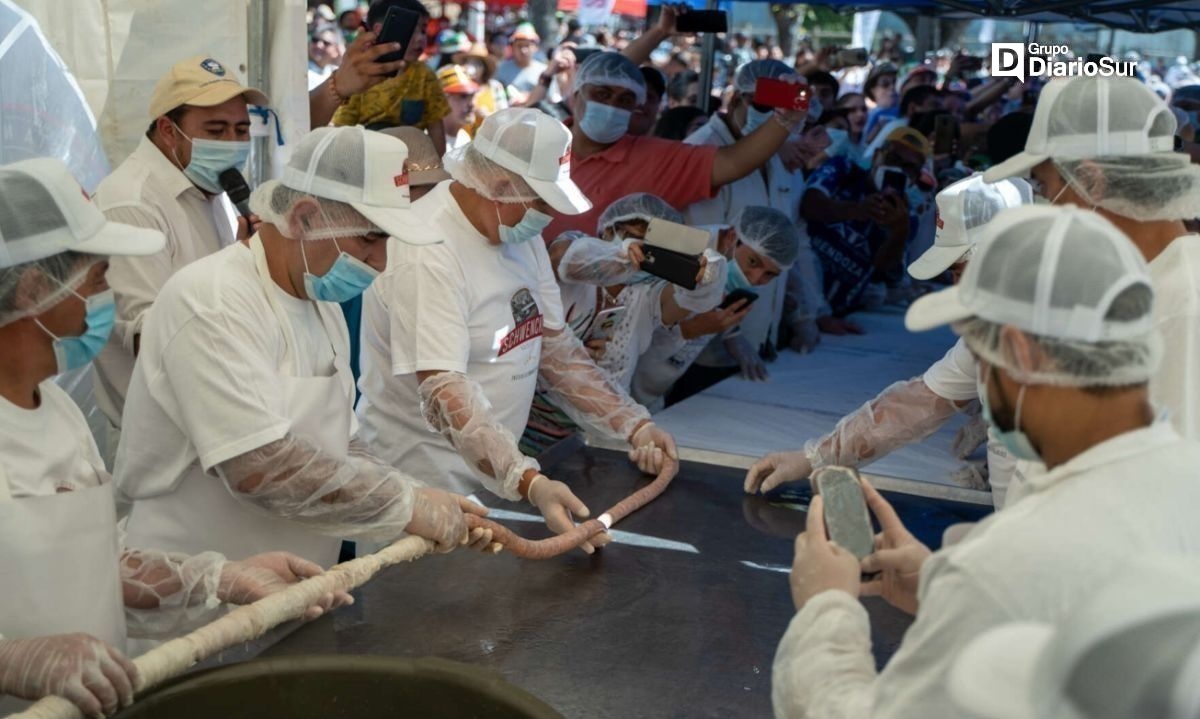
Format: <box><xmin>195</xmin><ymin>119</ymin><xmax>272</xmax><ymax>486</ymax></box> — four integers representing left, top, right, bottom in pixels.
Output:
<box><xmin>148</xmin><ymin>55</ymin><xmax>270</xmax><ymax>121</ymax></box>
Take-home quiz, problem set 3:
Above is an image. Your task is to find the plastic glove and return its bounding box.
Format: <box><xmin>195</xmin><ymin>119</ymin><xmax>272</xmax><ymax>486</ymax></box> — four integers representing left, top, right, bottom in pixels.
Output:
<box><xmin>726</xmin><ymin>335</ymin><xmax>769</xmax><ymax>381</ymax></box>
<box><xmin>744</xmin><ymin>450</ymin><xmax>814</xmax><ymax>494</ymax></box>
<box><xmin>528</xmin><ymin>476</ymin><xmax>610</xmax><ymax>555</ymax></box>
<box><xmin>949</xmin><ymin>461</ymin><xmax>990</xmax><ymax>491</ymax></box>
<box><xmin>788</xmin><ymin>316</ymin><xmax>821</xmax><ymax>354</ymax></box>
<box><xmin>952</xmin><ymin>410</ymin><xmax>989</xmax><ymax>460</ymax></box>
<box><xmin>404</xmin><ymin>487</ymin><xmax>489</xmax><ymax>553</ymax></box>
<box><xmin>217</xmin><ymin>552</ymin><xmax>354</xmax><ymax>621</ymax></box>
<box><xmin>789</xmin><ymin>495</ymin><xmax>862</xmax><ymax>611</ymax></box>
<box><xmin>627</xmin><ymin>421</ymin><xmax>679</xmax><ymax>475</ymax></box>
<box><xmin>0</xmin><ymin>634</ymin><xmax>138</xmax><ymax>717</ymax></box>
<box><xmin>859</xmin><ymin>482</ymin><xmax>931</xmax><ymax>615</ymax></box>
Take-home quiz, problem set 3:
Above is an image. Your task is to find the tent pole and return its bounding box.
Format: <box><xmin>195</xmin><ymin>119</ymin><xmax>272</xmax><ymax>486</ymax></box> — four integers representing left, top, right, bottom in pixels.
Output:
<box><xmin>247</xmin><ymin>0</ymin><xmax>270</xmax><ymax>187</ymax></box>
<box><xmin>698</xmin><ymin>0</ymin><xmax>717</xmax><ymax>115</ymax></box>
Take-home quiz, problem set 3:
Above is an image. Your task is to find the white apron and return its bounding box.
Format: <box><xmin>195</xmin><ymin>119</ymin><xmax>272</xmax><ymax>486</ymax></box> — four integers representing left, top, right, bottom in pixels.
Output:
<box><xmin>0</xmin><ymin>475</ymin><xmax>125</xmax><ymax>713</ymax></box>
<box><xmin>123</xmin><ymin>238</ymin><xmax>352</xmax><ymax>568</ymax></box>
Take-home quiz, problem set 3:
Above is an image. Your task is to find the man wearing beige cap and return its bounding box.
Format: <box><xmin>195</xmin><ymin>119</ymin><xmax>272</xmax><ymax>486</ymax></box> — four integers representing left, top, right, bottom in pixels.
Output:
<box><xmin>91</xmin><ymin>55</ymin><xmax>269</xmax><ymax>435</ymax></box>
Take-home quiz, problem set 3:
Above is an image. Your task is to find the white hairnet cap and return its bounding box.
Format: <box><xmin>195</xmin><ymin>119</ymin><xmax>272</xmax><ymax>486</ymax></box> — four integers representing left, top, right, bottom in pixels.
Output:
<box><xmin>733</xmin><ymin>59</ymin><xmax>792</xmax><ymax>95</ymax></box>
<box><xmin>733</xmin><ymin>206</ymin><xmax>799</xmax><ymax>269</ymax></box>
<box><xmin>1053</xmin><ymin>153</ymin><xmax>1200</xmax><ymax>222</ymax></box>
<box><xmin>573</xmin><ymin>51</ymin><xmax>647</xmax><ymax>105</ymax></box>
<box><xmin>251</xmin><ymin>126</ymin><xmax>419</xmax><ymax>242</ymax></box>
<box><xmin>907</xmin><ymin>205</ymin><xmax>1160</xmax><ymax>386</ymax></box>
<box><xmin>949</xmin><ymin>557</ymin><xmax>1200</xmax><ymax>719</ymax></box>
<box><xmin>983</xmin><ymin>76</ymin><xmax>1176</xmax><ymax>183</ymax></box>
<box><xmin>596</xmin><ymin>193</ymin><xmax>682</xmax><ymax>235</ymax></box>
<box><xmin>0</xmin><ymin>158</ymin><xmax>164</xmax><ymax>325</ymax></box>
<box><xmin>907</xmin><ymin>174</ymin><xmax>1032</xmax><ymax>280</ymax></box>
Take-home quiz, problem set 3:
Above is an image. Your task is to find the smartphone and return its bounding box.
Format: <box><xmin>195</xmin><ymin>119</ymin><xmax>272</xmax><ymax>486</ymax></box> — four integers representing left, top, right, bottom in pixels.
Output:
<box><xmin>675</xmin><ymin>10</ymin><xmax>728</xmax><ymax>34</ymax></box>
<box><xmin>644</xmin><ymin>218</ymin><xmax>710</xmax><ymax>256</ymax></box>
<box><xmin>837</xmin><ymin>47</ymin><xmax>869</xmax><ymax>68</ymax></box>
<box><xmin>587</xmin><ymin>305</ymin><xmax>626</xmax><ymax>343</ymax></box>
<box><xmin>882</xmin><ymin>169</ymin><xmax>907</xmax><ymax>194</ymax></box>
<box><xmin>934</xmin><ymin>114</ymin><xmax>956</xmax><ymax>156</ymax></box>
<box><xmin>719</xmin><ymin>288</ymin><xmax>759</xmax><ymax>310</ymax></box>
<box><xmin>753</xmin><ymin>77</ymin><xmax>810</xmax><ymax>112</ymax></box>
<box><xmin>812</xmin><ymin>466</ymin><xmax>875</xmax><ymax>560</ymax></box>
<box><xmin>641</xmin><ymin>246</ymin><xmax>701</xmax><ymax>290</ymax></box>
<box><xmin>377</xmin><ymin>6</ymin><xmax>421</xmax><ymax>72</ymax></box>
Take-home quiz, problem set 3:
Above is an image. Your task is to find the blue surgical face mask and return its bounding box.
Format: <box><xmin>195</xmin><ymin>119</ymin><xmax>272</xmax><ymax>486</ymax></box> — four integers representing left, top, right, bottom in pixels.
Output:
<box><xmin>301</xmin><ymin>239</ymin><xmax>380</xmax><ymax>302</ymax></box>
<box><xmin>725</xmin><ymin>252</ymin><xmax>755</xmax><ymax>293</ymax></box>
<box><xmin>824</xmin><ymin>128</ymin><xmax>850</xmax><ymax>158</ymax></box>
<box><xmin>742</xmin><ymin>106</ymin><xmax>774</xmax><ymax>135</ymax></box>
<box><xmin>171</xmin><ymin>121</ymin><xmax>251</xmax><ymax>194</ymax></box>
<box><xmin>497</xmin><ymin>204</ymin><xmax>553</xmax><ymax>245</ymax></box>
<box><xmin>579</xmin><ymin>100</ymin><xmax>631</xmax><ymax>144</ymax></box>
<box><xmin>35</xmin><ymin>289</ymin><xmax>116</xmax><ymax>374</ymax></box>
<box><xmin>977</xmin><ymin>362</ymin><xmax>1040</xmax><ymax>462</ymax></box>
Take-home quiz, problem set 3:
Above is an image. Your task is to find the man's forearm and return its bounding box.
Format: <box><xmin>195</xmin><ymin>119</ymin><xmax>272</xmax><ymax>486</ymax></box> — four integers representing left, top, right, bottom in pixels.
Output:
<box><xmin>622</xmin><ymin>27</ymin><xmax>668</xmax><ymax>66</ymax></box>
<box><xmin>713</xmin><ymin>119</ymin><xmax>789</xmax><ymax>187</ymax></box>
<box><xmin>309</xmin><ymin>76</ymin><xmax>343</xmax><ymax>128</ymax></box>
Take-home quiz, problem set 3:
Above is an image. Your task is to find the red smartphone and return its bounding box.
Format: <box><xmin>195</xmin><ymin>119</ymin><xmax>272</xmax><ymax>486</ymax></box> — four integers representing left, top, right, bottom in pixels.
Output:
<box><xmin>753</xmin><ymin>77</ymin><xmax>810</xmax><ymax>112</ymax></box>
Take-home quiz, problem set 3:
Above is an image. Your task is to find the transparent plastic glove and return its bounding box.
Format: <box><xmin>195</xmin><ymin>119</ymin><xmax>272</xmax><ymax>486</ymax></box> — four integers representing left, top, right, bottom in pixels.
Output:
<box><xmin>538</xmin><ymin>328</ymin><xmax>652</xmax><ymax>442</ymax></box>
<box><xmin>788</xmin><ymin>316</ymin><xmax>821</xmax><ymax>354</ymax></box>
<box><xmin>952</xmin><ymin>407</ymin><xmax>989</xmax><ymax>460</ymax></box>
<box><xmin>949</xmin><ymin>461</ymin><xmax>990</xmax><ymax>491</ymax></box>
<box><xmin>418</xmin><ymin>371</ymin><xmax>541</xmax><ymax>500</ymax></box>
<box><xmin>405</xmin><ymin>487</ymin><xmax>491</xmax><ymax>553</ymax></box>
<box><xmin>726</xmin><ymin>335</ymin><xmax>769</xmax><ymax>381</ymax></box>
<box><xmin>672</xmin><ymin>250</ymin><xmax>727</xmax><ymax>314</ymax></box>
<box><xmin>859</xmin><ymin>481</ymin><xmax>931</xmax><ymax>616</ymax></box>
<box><xmin>214</xmin><ymin>432</ymin><xmax>418</xmax><ymax>544</ymax></box>
<box><xmin>527</xmin><ymin>476</ymin><xmax>609</xmax><ymax>555</ymax></box>
<box><xmin>120</xmin><ymin>548</ymin><xmax>227</xmax><ymax>638</ymax></box>
<box><xmin>744</xmin><ymin>450</ymin><xmax>814</xmax><ymax>494</ymax></box>
<box><xmin>805</xmin><ymin>377</ymin><xmax>959</xmax><ymax>468</ymax></box>
<box><xmin>0</xmin><ymin>634</ymin><xmax>138</xmax><ymax>717</ymax></box>
<box><xmin>217</xmin><ymin>552</ymin><xmax>354</xmax><ymax>621</ymax></box>
<box><xmin>627</xmin><ymin>421</ymin><xmax>679</xmax><ymax>475</ymax></box>
<box><xmin>789</xmin><ymin>495</ymin><xmax>862</xmax><ymax>611</ymax></box>
<box><xmin>552</xmin><ymin>232</ymin><xmax>642</xmax><ymax>286</ymax></box>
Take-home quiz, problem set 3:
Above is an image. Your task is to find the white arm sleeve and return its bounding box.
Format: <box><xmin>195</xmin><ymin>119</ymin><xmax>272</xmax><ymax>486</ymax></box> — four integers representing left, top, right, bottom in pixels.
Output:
<box><xmin>553</xmin><ymin>232</ymin><xmax>643</xmax><ymax>286</ymax></box>
<box><xmin>213</xmin><ymin>433</ymin><xmax>418</xmax><ymax>543</ymax></box>
<box><xmin>538</xmin><ymin>328</ymin><xmax>652</xmax><ymax>443</ymax></box>
<box><xmin>418</xmin><ymin>371</ymin><xmax>539</xmax><ymax>502</ymax></box>
<box><xmin>772</xmin><ymin>590</ymin><xmax>876</xmax><ymax>719</ymax></box>
<box><xmin>805</xmin><ymin>377</ymin><xmax>961</xmax><ymax>469</ymax></box>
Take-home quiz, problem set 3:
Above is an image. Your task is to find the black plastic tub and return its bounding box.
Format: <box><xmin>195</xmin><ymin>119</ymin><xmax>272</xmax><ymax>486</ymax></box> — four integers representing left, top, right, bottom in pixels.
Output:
<box><xmin>113</xmin><ymin>655</ymin><xmax>563</xmax><ymax>718</ymax></box>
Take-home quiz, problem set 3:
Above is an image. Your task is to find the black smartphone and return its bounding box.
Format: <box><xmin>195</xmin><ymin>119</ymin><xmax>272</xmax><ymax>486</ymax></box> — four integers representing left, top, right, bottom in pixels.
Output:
<box><xmin>719</xmin><ymin>288</ymin><xmax>759</xmax><ymax>310</ymax></box>
<box><xmin>836</xmin><ymin>47</ymin><xmax>869</xmax><ymax>68</ymax></box>
<box><xmin>882</xmin><ymin>169</ymin><xmax>907</xmax><ymax>194</ymax></box>
<box><xmin>377</xmin><ymin>6</ymin><xmax>421</xmax><ymax>72</ymax></box>
<box><xmin>640</xmin><ymin>246</ymin><xmax>701</xmax><ymax>290</ymax></box>
<box><xmin>934</xmin><ymin>114</ymin><xmax>956</xmax><ymax>156</ymax></box>
<box><xmin>676</xmin><ymin>10</ymin><xmax>728</xmax><ymax>34</ymax></box>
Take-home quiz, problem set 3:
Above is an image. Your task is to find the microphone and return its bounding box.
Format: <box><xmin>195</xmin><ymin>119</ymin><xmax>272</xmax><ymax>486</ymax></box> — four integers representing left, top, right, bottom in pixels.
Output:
<box><xmin>218</xmin><ymin>168</ymin><xmax>253</xmax><ymax>220</ymax></box>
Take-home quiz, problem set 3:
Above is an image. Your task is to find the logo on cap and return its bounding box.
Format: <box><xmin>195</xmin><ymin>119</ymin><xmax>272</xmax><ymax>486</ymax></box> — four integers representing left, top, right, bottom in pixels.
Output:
<box><xmin>200</xmin><ymin>58</ymin><xmax>226</xmax><ymax>77</ymax></box>
<box><xmin>394</xmin><ymin>172</ymin><xmax>409</xmax><ymax>187</ymax></box>
<box><xmin>559</xmin><ymin>151</ymin><xmax>571</xmax><ymax>166</ymax></box>
<box><xmin>935</xmin><ymin>213</ymin><xmax>944</xmax><ymax>229</ymax></box>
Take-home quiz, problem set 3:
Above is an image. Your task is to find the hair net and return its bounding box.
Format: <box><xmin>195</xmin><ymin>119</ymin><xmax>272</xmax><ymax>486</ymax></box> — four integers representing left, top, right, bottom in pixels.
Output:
<box><xmin>1053</xmin><ymin>154</ymin><xmax>1200</xmax><ymax>222</ymax></box>
<box><xmin>573</xmin><ymin>51</ymin><xmax>647</xmax><ymax>105</ymax></box>
<box><xmin>596</xmin><ymin>193</ymin><xmax>683</xmax><ymax>235</ymax></box>
<box><xmin>0</xmin><ymin>250</ymin><xmax>99</xmax><ymax>326</ymax></box>
<box><xmin>733</xmin><ymin>59</ymin><xmax>792</xmax><ymax>95</ymax></box>
<box><xmin>732</xmin><ymin>206</ymin><xmax>799</xmax><ymax>269</ymax></box>
<box><xmin>444</xmin><ymin>142</ymin><xmax>540</xmax><ymax>205</ymax></box>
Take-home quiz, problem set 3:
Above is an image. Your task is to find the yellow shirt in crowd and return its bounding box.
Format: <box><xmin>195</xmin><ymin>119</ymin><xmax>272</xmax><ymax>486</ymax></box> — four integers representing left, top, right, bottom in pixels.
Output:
<box><xmin>332</xmin><ymin>62</ymin><xmax>449</xmax><ymax>130</ymax></box>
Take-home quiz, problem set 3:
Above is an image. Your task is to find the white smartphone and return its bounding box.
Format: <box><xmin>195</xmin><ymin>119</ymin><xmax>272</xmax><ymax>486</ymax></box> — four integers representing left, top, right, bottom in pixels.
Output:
<box><xmin>644</xmin><ymin>218</ymin><xmax>710</xmax><ymax>256</ymax></box>
<box><xmin>813</xmin><ymin>466</ymin><xmax>875</xmax><ymax>560</ymax></box>
<box><xmin>587</xmin><ymin>305</ymin><xmax>627</xmax><ymax>343</ymax></box>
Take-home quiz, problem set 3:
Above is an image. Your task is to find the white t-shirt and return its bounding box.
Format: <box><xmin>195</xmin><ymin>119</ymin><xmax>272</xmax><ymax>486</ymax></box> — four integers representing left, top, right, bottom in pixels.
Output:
<box><xmin>1148</xmin><ymin>234</ymin><xmax>1200</xmax><ymax>441</ymax></box>
<box><xmin>114</xmin><ymin>241</ymin><xmax>353</xmax><ymax>500</ymax></box>
<box><xmin>0</xmin><ymin>381</ymin><xmax>106</xmax><ymax>498</ymax></box>
<box><xmin>356</xmin><ymin>182</ymin><xmax>565</xmax><ymax>495</ymax></box>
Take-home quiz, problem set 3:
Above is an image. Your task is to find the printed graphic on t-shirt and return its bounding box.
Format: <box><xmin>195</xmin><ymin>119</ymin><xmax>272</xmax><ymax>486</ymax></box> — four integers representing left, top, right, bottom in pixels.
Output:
<box><xmin>498</xmin><ymin>288</ymin><xmax>544</xmax><ymax>356</ymax></box>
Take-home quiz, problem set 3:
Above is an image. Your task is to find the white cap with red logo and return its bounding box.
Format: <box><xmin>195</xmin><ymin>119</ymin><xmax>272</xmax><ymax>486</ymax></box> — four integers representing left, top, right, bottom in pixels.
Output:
<box><xmin>908</xmin><ymin>174</ymin><xmax>1031</xmax><ymax>280</ymax></box>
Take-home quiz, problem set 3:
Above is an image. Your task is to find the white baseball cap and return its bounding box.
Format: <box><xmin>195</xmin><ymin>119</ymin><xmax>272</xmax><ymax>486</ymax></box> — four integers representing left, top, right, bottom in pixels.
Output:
<box><xmin>0</xmin><ymin>158</ymin><xmax>164</xmax><ymax>269</ymax></box>
<box><xmin>905</xmin><ymin>205</ymin><xmax>1153</xmax><ymax>343</ymax></box>
<box><xmin>907</xmin><ymin>174</ymin><xmax>1032</xmax><ymax>280</ymax></box>
<box><xmin>982</xmin><ymin>76</ymin><xmax>1177</xmax><ymax>184</ymax></box>
<box><xmin>277</xmin><ymin>125</ymin><xmax>423</xmax><ymax>242</ymax></box>
<box><xmin>469</xmin><ymin>108</ymin><xmax>592</xmax><ymax>216</ymax></box>
<box><xmin>949</xmin><ymin>558</ymin><xmax>1200</xmax><ymax>719</ymax></box>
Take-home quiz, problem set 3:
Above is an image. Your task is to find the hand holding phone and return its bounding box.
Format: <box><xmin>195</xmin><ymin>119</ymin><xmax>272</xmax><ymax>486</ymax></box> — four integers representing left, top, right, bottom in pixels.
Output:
<box><xmin>835</xmin><ymin>47</ymin><xmax>869</xmax><ymax>68</ymax></box>
<box><xmin>753</xmin><ymin>77</ymin><xmax>811</xmax><ymax>113</ymax></box>
<box><xmin>881</xmin><ymin>169</ymin><xmax>907</xmax><ymax>194</ymax></box>
<box><xmin>376</xmin><ymin>6</ymin><xmax>421</xmax><ymax>73</ymax></box>
<box><xmin>719</xmin><ymin>288</ymin><xmax>759</xmax><ymax>310</ymax></box>
<box><xmin>675</xmin><ymin>9</ymin><xmax>728</xmax><ymax>34</ymax></box>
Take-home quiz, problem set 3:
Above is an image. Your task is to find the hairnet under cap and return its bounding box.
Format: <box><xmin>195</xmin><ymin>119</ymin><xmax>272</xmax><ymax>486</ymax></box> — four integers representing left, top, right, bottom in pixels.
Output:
<box><xmin>596</xmin><ymin>193</ymin><xmax>682</xmax><ymax>235</ymax></box>
<box><xmin>573</xmin><ymin>51</ymin><xmax>647</xmax><ymax>105</ymax></box>
<box><xmin>733</xmin><ymin>206</ymin><xmax>799</xmax><ymax>269</ymax></box>
<box><xmin>733</xmin><ymin>59</ymin><xmax>792</xmax><ymax>95</ymax></box>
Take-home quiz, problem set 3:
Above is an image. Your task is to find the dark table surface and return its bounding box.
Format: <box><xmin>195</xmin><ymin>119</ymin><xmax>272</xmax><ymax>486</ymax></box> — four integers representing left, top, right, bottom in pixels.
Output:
<box><xmin>259</xmin><ymin>443</ymin><xmax>990</xmax><ymax>719</ymax></box>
